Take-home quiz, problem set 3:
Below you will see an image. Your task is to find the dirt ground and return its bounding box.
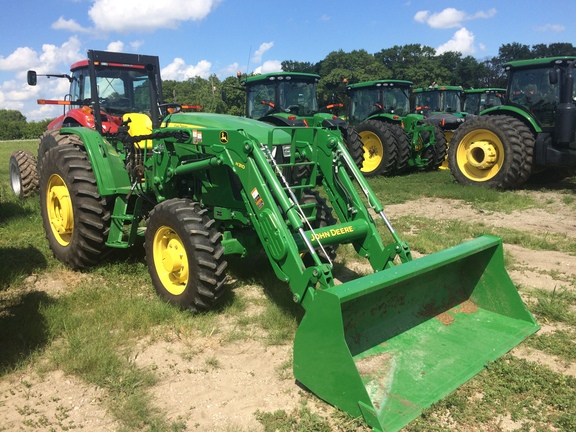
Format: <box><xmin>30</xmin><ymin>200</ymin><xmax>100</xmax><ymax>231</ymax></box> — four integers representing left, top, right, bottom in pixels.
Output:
<box><xmin>1</xmin><ymin>188</ymin><xmax>575</xmax><ymax>431</ymax></box>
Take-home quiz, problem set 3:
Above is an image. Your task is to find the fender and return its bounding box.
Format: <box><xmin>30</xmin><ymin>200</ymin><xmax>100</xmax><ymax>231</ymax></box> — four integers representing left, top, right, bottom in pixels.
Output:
<box><xmin>59</xmin><ymin>127</ymin><xmax>132</xmax><ymax>196</ymax></box>
<box><xmin>317</xmin><ymin>114</ymin><xmax>346</xmax><ymax>130</ymax></box>
<box><xmin>480</xmin><ymin>105</ymin><xmax>543</xmax><ymax>133</ymax></box>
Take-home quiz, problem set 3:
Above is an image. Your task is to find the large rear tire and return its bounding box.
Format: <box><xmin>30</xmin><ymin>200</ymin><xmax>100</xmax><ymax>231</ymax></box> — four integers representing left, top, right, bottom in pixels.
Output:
<box><xmin>356</xmin><ymin>120</ymin><xmax>397</xmax><ymax>177</ymax></box>
<box><xmin>37</xmin><ymin>130</ymin><xmax>84</xmax><ymax>173</ymax></box>
<box><xmin>39</xmin><ymin>144</ymin><xmax>111</xmax><ymax>268</ymax></box>
<box><xmin>425</xmin><ymin>124</ymin><xmax>448</xmax><ymax>170</ymax></box>
<box><xmin>145</xmin><ymin>199</ymin><xmax>228</xmax><ymax>312</ymax></box>
<box><xmin>342</xmin><ymin>125</ymin><xmax>365</xmax><ymax>170</ymax></box>
<box><xmin>9</xmin><ymin>150</ymin><xmax>38</xmax><ymax>198</ymax></box>
<box><xmin>389</xmin><ymin>123</ymin><xmax>410</xmax><ymax>173</ymax></box>
<box><xmin>448</xmin><ymin>115</ymin><xmax>534</xmax><ymax>189</ymax></box>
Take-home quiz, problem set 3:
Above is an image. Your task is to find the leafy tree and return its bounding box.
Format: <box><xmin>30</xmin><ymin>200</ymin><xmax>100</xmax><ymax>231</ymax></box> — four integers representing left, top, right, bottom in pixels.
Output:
<box><xmin>281</xmin><ymin>60</ymin><xmax>318</xmax><ymax>74</ymax></box>
<box><xmin>498</xmin><ymin>42</ymin><xmax>532</xmax><ymax>63</ymax></box>
<box><xmin>531</xmin><ymin>42</ymin><xmax>576</xmax><ymax>58</ymax></box>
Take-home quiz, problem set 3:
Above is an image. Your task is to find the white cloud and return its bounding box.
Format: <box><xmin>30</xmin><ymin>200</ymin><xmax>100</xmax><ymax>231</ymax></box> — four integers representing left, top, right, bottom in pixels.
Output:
<box><xmin>107</xmin><ymin>41</ymin><xmax>125</xmax><ymax>52</ymax></box>
<box><xmin>88</xmin><ymin>0</ymin><xmax>221</xmax><ymax>33</ymax></box>
<box><xmin>436</xmin><ymin>28</ymin><xmax>476</xmax><ymax>55</ymax></box>
<box><xmin>130</xmin><ymin>40</ymin><xmax>144</xmax><ymax>51</ymax></box>
<box><xmin>219</xmin><ymin>62</ymin><xmax>240</xmax><ymax>78</ymax></box>
<box><xmin>414</xmin><ymin>7</ymin><xmax>496</xmax><ymax>29</ymax></box>
<box><xmin>161</xmin><ymin>58</ymin><xmax>212</xmax><ymax>80</ymax></box>
<box><xmin>535</xmin><ymin>23</ymin><xmax>565</xmax><ymax>33</ymax></box>
<box><xmin>51</xmin><ymin>17</ymin><xmax>90</xmax><ymax>33</ymax></box>
<box><xmin>0</xmin><ymin>47</ymin><xmax>39</xmax><ymax>71</ymax></box>
<box><xmin>254</xmin><ymin>60</ymin><xmax>282</xmax><ymax>75</ymax></box>
<box><xmin>0</xmin><ymin>37</ymin><xmax>84</xmax><ymax>121</ymax></box>
<box><xmin>252</xmin><ymin>42</ymin><xmax>274</xmax><ymax>64</ymax></box>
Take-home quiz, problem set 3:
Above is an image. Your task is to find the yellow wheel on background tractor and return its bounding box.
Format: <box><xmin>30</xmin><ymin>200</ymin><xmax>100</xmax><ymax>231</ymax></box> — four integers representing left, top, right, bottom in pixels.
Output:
<box><xmin>46</xmin><ymin>173</ymin><xmax>74</xmax><ymax>247</ymax></box>
<box><xmin>454</xmin><ymin>128</ymin><xmax>505</xmax><ymax>182</ymax></box>
<box><xmin>448</xmin><ymin>115</ymin><xmax>534</xmax><ymax>189</ymax></box>
<box><xmin>152</xmin><ymin>226</ymin><xmax>189</xmax><ymax>296</ymax></box>
<box><xmin>356</xmin><ymin>120</ymin><xmax>398</xmax><ymax>177</ymax></box>
<box><xmin>145</xmin><ymin>199</ymin><xmax>228</xmax><ymax>312</ymax></box>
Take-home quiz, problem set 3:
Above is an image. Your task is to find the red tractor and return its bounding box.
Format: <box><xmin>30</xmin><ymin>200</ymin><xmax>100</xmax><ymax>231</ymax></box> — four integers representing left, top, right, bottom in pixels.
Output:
<box><xmin>9</xmin><ymin>50</ymin><xmax>199</xmax><ymax>197</ymax></box>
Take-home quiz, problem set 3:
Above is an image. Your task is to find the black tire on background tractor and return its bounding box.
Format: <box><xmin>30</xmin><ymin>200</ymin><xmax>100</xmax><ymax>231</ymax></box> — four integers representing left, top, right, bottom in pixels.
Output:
<box><xmin>145</xmin><ymin>199</ymin><xmax>228</xmax><ymax>312</ymax></box>
<box><xmin>388</xmin><ymin>123</ymin><xmax>410</xmax><ymax>173</ymax></box>
<box><xmin>356</xmin><ymin>120</ymin><xmax>398</xmax><ymax>177</ymax></box>
<box><xmin>9</xmin><ymin>150</ymin><xmax>39</xmax><ymax>198</ymax></box>
<box><xmin>448</xmin><ymin>115</ymin><xmax>534</xmax><ymax>189</ymax></box>
<box><xmin>300</xmin><ymin>190</ymin><xmax>338</xmax><ymax>265</ymax></box>
<box><xmin>38</xmin><ymin>130</ymin><xmax>84</xmax><ymax>173</ymax></box>
<box><xmin>342</xmin><ymin>125</ymin><xmax>365</xmax><ymax>170</ymax></box>
<box><xmin>39</xmin><ymin>144</ymin><xmax>111</xmax><ymax>269</ymax></box>
<box><xmin>425</xmin><ymin>124</ymin><xmax>448</xmax><ymax>170</ymax></box>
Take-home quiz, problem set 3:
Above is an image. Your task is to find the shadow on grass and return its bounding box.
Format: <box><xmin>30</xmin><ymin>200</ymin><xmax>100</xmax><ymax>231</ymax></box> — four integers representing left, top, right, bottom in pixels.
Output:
<box><xmin>0</xmin><ymin>246</ymin><xmax>47</xmax><ymax>290</ymax></box>
<box><xmin>0</xmin><ymin>290</ymin><xmax>55</xmax><ymax>375</ymax></box>
<box><xmin>0</xmin><ymin>198</ymin><xmax>38</xmax><ymax>223</ymax></box>
<box><xmin>226</xmin><ymin>254</ymin><xmax>305</xmax><ymax>322</ymax></box>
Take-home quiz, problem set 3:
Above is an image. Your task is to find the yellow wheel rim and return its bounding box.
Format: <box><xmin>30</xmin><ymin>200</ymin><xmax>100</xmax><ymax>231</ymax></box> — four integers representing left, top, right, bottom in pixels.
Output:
<box><xmin>152</xmin><ymin>226</ymin><xmax>189</xmax><ymax>296</ymax></box>
<box><xmin>455</xmin><ymin>129</ymin><xmax>505</xmax><ymax>182</ymax></box>
<box><xmin>440</xmin><ymin>131</ymin><xmax>453</xmax><ymax>170</ymax></box>
<box><xmin>359</xmin><ymin>131</ymin><xmax>384</xmax><ymax>173</ymax></box>
<box><xmin>46</xmin><ymin>174</ymin><xmax>74</xmax><ymax>246</ymax></box>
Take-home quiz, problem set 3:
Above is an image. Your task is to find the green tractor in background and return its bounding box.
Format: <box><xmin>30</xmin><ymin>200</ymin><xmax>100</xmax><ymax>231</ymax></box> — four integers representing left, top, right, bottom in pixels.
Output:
<box><xmin>412</xmin><ymin>85</ymin><xmax>467</xmax><ymax>144</ymax></box>
<box><xmin>463</xmin><ymin>88</ymin><xmax>505</xmax><ymax>116</ymax></box>
<box><xmin>237</xmin><ymin>71</ymin><xmax>364</xmax><ymax>168</ymax></box>
<box><xmin>346</xmin><ymin>80</ymin><xmax>447</xmax><ymax>176</ymax></box>
<box><xmin>449</xmin><ymin>56</ymin><xmax>576</xmax><ymax>189</ymax></box>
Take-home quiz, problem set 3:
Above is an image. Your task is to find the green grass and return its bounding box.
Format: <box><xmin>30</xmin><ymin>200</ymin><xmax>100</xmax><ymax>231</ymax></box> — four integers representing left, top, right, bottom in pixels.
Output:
<box><xmin>1</xmin><ymin>141</ymin><xmax>576</xmax><ymax>431</ymax></box>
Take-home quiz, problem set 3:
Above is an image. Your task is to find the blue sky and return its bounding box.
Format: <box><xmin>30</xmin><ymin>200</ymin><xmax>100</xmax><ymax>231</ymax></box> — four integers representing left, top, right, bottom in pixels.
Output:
<box><xmin>1</xmin><ymin>0</ymin><xmax>574</xmax><ymax>121</ymax></box>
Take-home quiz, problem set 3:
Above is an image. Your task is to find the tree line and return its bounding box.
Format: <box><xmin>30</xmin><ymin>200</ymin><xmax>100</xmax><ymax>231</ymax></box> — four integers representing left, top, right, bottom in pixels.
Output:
<box><xmin>3</xmin><ymin>42</ymin><xmax>575</xmax><ymax>140</ymax></box>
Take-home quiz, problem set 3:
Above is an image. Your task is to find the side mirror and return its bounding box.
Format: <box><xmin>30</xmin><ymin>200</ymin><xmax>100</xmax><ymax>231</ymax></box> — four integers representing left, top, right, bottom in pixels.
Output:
<box><xmin>27</xmin><ymin>70</ymin><xmax>37</xmax><ymax>86</ymax></box>
<box><xmin>549</xmin><ymin>69</ymin><xmax>559</xmax><ymax>85</ymax></box>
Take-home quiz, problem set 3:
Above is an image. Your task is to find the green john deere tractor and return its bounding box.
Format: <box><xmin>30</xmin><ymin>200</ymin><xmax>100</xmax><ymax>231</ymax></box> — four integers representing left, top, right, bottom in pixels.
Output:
<box><xmin>237</xmin><ymin>71</ymin><xmax>364</xmax><ymax>168</ymax></box>
<box><xmin>25</xmin><ymin>50</ymin><xmax>538</xmax><ymax>432</ymax></box>
<box><xmin>346</xmin><ymin>80</ymin><xmax>447</xmax><ymax>176</ymax></box>
<box><xmin>463</xmin><ymin>88</ymin><xmax>505</xmax><ymax>116</ymax></box>
<box><xmin>412</xmin><ymin>85</ymin><xmax>467</xmax><ymax>143</ymax></box>
<box><xmin>449</xmin><ymin>56</ymin><xmax>576</xmax><ymax>189</ymax></box>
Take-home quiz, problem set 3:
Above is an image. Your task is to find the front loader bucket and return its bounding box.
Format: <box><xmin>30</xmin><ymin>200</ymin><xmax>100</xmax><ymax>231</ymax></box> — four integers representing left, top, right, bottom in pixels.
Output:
<box><xmin>294</xmin><ymin>235</ymin><xmax>538</xmax><ymax>432</ymax></box>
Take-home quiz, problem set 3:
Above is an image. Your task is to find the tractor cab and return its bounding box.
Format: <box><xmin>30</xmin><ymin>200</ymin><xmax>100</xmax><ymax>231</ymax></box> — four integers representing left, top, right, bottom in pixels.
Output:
<box><xmin>241</xmin><ymin>72</ymin><xmax>321</xmax><ymax>125</ymax></box>
<box><xmin>463</xmin><ymin>88</ymin><xmax>505</xmax><ymax>116</ymax></box>
<box><xmin>346</xmin><ymin>80</ymin><xmax>412</xmax><ymax>125</ymax></box>
<box><xmin>238</xmin><ymin>71</ymin><xmax>364</xmax><ymax>169</ymax></box>
<box><xmin>504</xmin><ymin>57</ymin><xmax>576</xmax><ymax>133</ymax></box>
<box><xmin>27</xmin><ymin>50</ymin><xmax>163</xmax><ymax>134</ymax></box>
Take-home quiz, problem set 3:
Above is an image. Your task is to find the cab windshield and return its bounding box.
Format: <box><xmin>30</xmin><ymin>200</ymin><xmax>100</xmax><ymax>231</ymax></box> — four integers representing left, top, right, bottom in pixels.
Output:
<box><xmin>508</xmin><ymin>67</ymin><xmax>562</xmax><ymax>128</ymax></box>
<box><xmin>415</xmin><ymin>90</ymin><xmax>462</xmax><ymax>113</ymax></box>
<box><xmin>350</xmin><ymin>87</ymin><xmax>410</xmax><ymax>123</ymax></box>
<box><xmin>69</xmin><ymin>66</ymin><xmax>152</xmax><ymax>115</ymax></box>
<box><xmin>246</xmin><ymin>79</ymin><xmax>319</xmax><ymax>118</ymax></box>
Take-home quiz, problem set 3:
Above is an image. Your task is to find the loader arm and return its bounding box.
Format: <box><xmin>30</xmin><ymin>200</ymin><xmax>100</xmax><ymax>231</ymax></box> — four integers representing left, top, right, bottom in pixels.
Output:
<box><xmin>136</xmin><ymin>115</ymin><xmax>538</xmax><ymax>432</ymax></box>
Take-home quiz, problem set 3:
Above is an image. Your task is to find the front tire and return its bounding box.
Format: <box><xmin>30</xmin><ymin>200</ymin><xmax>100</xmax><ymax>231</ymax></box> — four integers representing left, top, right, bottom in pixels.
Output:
<box><xmin>145</xmin><ymin>199</ymin><xmax>228</xmax><ymax>312</ymax></box>
<box><xmin>39</xmin><ymin>144</ymin><xmax>111</xmax><ymax>268</ymax></box>
<box><xmin>356</xmin><ymin>120</ymin><xmax>397</xmax><ymax>177</ymax></box>
<box><xmin>448</xmin><ymin>115</ymin><xmax>534</xmax><ymax>189</ymax></box>
<box><xmin>10</xmin><ymin>150</ymin><xmax>38</xmax><ymax>198</ymax></box>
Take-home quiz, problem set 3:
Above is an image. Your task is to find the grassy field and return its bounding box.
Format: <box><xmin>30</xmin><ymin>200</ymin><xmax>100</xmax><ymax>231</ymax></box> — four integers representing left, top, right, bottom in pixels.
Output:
<box><xmin>1</xmin><ymin>139</ymin><xmax>575</xmax><ymax>431</ymax></box>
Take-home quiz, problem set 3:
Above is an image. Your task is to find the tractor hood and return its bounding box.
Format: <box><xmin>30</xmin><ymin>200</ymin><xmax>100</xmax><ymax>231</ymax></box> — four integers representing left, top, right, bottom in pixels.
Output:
<box><xmin>162</xmin><ymin>112</ymin><xmax>292</xmax><ymax>144</ymax></box>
